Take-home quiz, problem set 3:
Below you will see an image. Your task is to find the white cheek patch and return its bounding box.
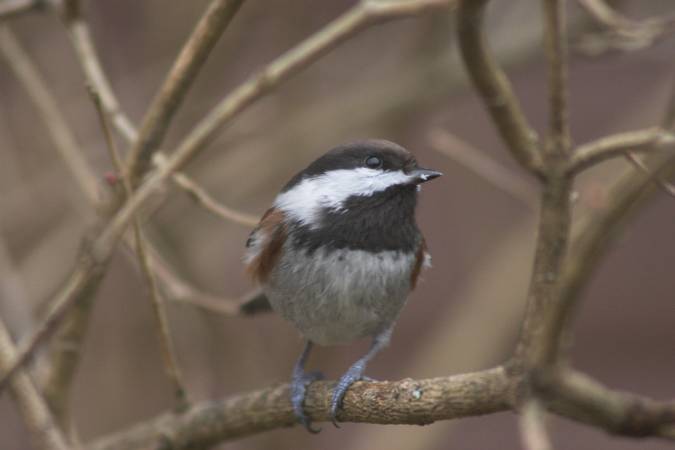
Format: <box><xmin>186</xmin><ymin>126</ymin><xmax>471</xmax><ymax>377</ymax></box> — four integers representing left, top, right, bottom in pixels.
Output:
<box><xmin>274</xmin><ymin>168</ymin><xmax>414</xmax><ymax>227</ymax></box>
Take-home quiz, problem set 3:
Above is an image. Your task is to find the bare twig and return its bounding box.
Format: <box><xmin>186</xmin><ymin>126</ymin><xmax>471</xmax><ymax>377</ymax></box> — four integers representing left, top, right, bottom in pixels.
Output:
<box><xmin>0</xmin><ymin>25</ymin><xmax>99</xmax><ymax>206</ymax></box>
<box><xmin>153</xmin><ymin>154</ymin><xmax>259</xmax><ymax>227</ymax></box>
<box><xmin>0</xmin><ymin>318</ymin><xmax>70</xmax><ymax>450</ymax></box>
<box><xmin>576</xmin><ymin>0</ymin><xmax>675</xmax><ymax>53</ymax></box>
<box><xmin>428</xmin><ymin>128</ymin><xmax>538</xmax><ymax>208</ymax></box>
<box><xmin>126</xmin><ymin>0</ymin><xmax>246</xmax><ymax>184</ymax></box>
<box><xmin>97</xmin><ymin>0</ymin><xmax>457</xmax><ymax>266</ymax></box>
<box><xmin>91</xmin><ymin>90</ymin><xmax>190</xmax><ymax>411</ymax></box>
<box><xmin>63</xmin><ymin>14</ymin><xmax>136</xmax><ymax>142</ymax></box>
<box><xmin>456</xmin><ymin>0</ymin><xmax>543</xmax><ymax>176</ymax></box>
<box><xmin>520</xmin><ymin>400</ymin><xmax>553</xmax><ymax>450</ymax></box>
<box><xmin>542</xmin><ymin>0</ymin><xmax>571</xmax><ymax>156</ymax></box>
<box><xmin>0</xmin><ymin>24</ymin><xmax>113</xmax><ymax>427</ymax></box>
<box><xmin>0</xmin><ymin>0</ymin><xmax>45</xmax><ymax>20</ymax></box>
<box><xmin>0</xmin><ymin>239</ymin><xmax>110</xmax><ymax>393</ymax></box>
<box><xmin>625</xmin><ymin>153</ymin><xmax>675</xmax><ymax>198</ymax></box>
<box><xmin>569</xmin><ymin>128</ymin><xmax>675</xmax><ymax>174</ymax></box>
<box><xmin>145</xmin><ymin>0</ymin><xmax>456</xmax><ymax>176</ymax></box>
<box><xmin>1</xmin><ymin>0</ymin><xmax>456</xmax><ymax>393</ymax></box>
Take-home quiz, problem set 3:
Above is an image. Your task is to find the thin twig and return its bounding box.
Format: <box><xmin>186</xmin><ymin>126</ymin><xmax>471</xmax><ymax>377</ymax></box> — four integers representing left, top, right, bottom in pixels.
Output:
<box><xmin>0</xmin><ymin>25</ymin><xmax>99</xmax><ymax>206</ymax></box>
<box><xmin>0</xmin><ymin>24</ymin><xmax>113</xmax><ymax>427</ymax></box>
<box><xmin>63</xmin><ymin>13</ymin><xmax>136</xmax><ymax>142</ymax></box>
<box><xmin>153</xmin><ymin>154</ymin><xmax>259</xmax><ymax>227</ymax></box>
<box><xmin>625</xmin><ymin>153</ymin><xmax>675</xmax><ymax>198</ymax></box>
<box><xmin>126</xmin><ymin>0</ymin><xmax>246</xmax><ymax>184</ymax></box>
<box><xmin>91</xmin><ymin>90</ymin><xmax>190</xmax><ymax>411</ymax></box>
<box><xmin>542</xmin><ymin>0</ymin><xmax>571</xmax><ymax>156</ymax></box>
<box><xmin>0</xmin><ymin>317</ymin><xmax>70</xmax><ymax>450</ymax></box>
<box><xmin>0</xmin><ymin>0</ymin><xmax>45</xmax><ymax>20</ymax></box>
<box><xmin>456</xmin><ymin>0</ymin><xmax>543</xmax><ymax>177</ymax></box>
<box><xmin>0</xmin><ymin>240</ymin><xmax>110</xmax><ymax>400</ymax></box>
<box><xmin>0</xmin><ymin>0</ymin><xmax>455</xmax><ymax>395</ymax></box>
<box><xmin>576</xmin><ymin>0</ymin><xmax>675</xmax><ymax>53</ymax></box>
<box><xmin>56</xmin><ymin>0</ymin><xmax>252</xmax><ymax>311</ymax></box>
<box><xmin>96</xmin><ymin>0</ymin><xmax>457</xmax><ymax>264</ymax></box>
<box><xmin>519</xmin><ymin>400</ymin><xmax>553</xmax><ymax>450</ymax></box>
<box><xmin>428</xmin><ymin>128</ymin><xmax>538</xmax><ymax>209</ymax></box>
<box><xmin>568</xmin><ymin>127</ymin><xmax>674</xmax><ymax>174</ymax></box>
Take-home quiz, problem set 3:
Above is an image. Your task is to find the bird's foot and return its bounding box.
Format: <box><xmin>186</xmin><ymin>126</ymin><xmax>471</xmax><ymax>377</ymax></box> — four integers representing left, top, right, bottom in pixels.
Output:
<box><xmin>291</xmin><ymin>370</ymin><xmax>324</xmax><ymax>433</ymax></box>
<box><xmin>330</xmin><ymin>362</ymin><xmax>367</xmax><ymax>427</ymax></box>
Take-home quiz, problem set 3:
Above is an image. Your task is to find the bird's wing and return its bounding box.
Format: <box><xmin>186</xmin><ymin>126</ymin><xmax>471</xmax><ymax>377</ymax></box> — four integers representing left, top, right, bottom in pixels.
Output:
<box><xmin>410</xmin><ymin>237</ymin><xmax>430</xmax><ymax>290</ymax></box>
<box><xmin>244</xmin><ymin>207</ymin><xmax>287</xmax><ymax>283</ymax></box>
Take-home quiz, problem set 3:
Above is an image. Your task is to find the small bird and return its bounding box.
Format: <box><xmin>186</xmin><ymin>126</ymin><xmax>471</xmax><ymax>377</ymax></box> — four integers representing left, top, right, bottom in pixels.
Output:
<box><xmin>244</xmin><ymin>140</ymin><xmax>441</xmax><ymax>431</ymax></box>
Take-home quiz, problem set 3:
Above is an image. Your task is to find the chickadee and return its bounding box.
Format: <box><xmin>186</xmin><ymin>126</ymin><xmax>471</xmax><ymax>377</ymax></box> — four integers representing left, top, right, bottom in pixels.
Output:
<box><xmin>244</xmin><ymin>140</ymin><xmax>441</xmax><ymax>431</ymax></box>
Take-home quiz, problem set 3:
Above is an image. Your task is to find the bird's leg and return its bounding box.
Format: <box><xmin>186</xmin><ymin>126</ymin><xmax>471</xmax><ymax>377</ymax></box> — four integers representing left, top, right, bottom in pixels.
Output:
<box><xmin>290</xmin><ymin>340</ymin><xmax>323</xmax><ymax>433</ymax></box>
<box><xmin>330</xmin><ymin>327</ymin><xmax>392</xmax><ymax>427</ymax></box>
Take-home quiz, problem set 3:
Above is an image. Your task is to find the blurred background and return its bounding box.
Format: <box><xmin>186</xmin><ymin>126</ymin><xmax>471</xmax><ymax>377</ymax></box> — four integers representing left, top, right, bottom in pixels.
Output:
<box><xmin>1</xmin><ymin>0</ymin><xmax>674</xmax><ymax>449</ymax></box>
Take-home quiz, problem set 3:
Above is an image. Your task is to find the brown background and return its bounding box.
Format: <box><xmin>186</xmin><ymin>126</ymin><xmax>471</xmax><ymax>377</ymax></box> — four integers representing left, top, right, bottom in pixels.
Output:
<box><xmin>1</xmin><ymin>1</ymin><xmax>674</xmax><ymax>449</ymax></box>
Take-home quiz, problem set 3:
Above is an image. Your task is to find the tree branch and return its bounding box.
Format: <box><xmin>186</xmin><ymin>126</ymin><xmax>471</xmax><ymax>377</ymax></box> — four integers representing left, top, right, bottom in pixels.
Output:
<box><xmin>0</xmin><ymin>0</ymin><xmax>45</xmax><ymax>20</ymax></box>
<box><xmin>88</xmin><ymin>367</ymin><xmax>511</xmax><ymax>450</ymax></box>
<box><xmin>456</xmin><ymin>0</ymin><xmax>543</xmax><ymax>176</ymax></box>
<box><xmin>91</xmin><ymin>89</ymin><xmax>190</xmax><ymax>412</ymax></box>
<box><xmin>428</xmin><ymin>128</ymin><xmax>538</xmax><ymax>209</ymax></box>
<box><xmin>576</xmin><ymin>0</ymin><xmax>675</xmax><ymax>53</ymax></box>
<box><xmin>153</xmin><ymin>154</ymin><xmax>259</xmax><ymax>227</ymax></box>
<box><xmin>568</xmin><ymin>128</ymin><xmax>675</xmax><ymax>174</ymax></box>
<box><xmin>0</xmin><ymin>0</ymin><xmax>457</xmax><ymax>395</ymax></box>
<box><xmin>0</xmin><ymin>236</ymin><xmax>110</xmax><ymax>394</ymax></box>
<box><xmin>519</xmin><ymin>400</ymin><xmax>553</xmax><ymax>450</ymax></box>
<box><xmin>537</xmin><ymin>369</ymin><xmax>675</xmax><ymax>439</ymax></box>
<box><xmin>0</xmin><ymin>24</ymin><xmax>99</xmax><ymax>207</ymax></box>
<box><xmin>542</xmin><ymin>0</ymin><xmax>571</xmax><ymax>156</ymax></box>
<box><xmin>125</xmin><ymin>0</ymin><xmax>246</xmax><ymax>184</ymax></box>
<box><xmin>0</xmin><ymin>317</ymin><xmax>70</xmax><ymax>450</ymax></box>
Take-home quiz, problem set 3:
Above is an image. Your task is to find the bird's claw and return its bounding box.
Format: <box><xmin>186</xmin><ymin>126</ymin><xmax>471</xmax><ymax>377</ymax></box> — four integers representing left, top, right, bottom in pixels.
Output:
<box><xmin>291</xmin><ymin>370</ymin><xmax>324</xmax><ymax>433</ymax></box>
<box><xmin>330</xmin><ymin>362</ymin><xmax>367</xmax><ymax>427</ymax></box>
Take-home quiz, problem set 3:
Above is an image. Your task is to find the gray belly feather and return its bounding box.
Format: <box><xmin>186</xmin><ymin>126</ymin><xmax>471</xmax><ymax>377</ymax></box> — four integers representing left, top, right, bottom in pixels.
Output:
<box><xmin>264</xmin><ymin>243</ymin><xmax>416</xmax><ymax>345</ymax></box>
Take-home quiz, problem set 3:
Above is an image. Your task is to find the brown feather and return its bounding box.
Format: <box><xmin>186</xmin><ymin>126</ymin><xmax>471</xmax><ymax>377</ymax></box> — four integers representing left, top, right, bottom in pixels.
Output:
<box><xmin>245</xmin><ymin>208</ymin><xmax>286</xmax><ymax>283</ymax></box>
<box><xmin>410</xmin><ymin>237</ymin><xmax>427</xmax><ymax>289</ymax></box>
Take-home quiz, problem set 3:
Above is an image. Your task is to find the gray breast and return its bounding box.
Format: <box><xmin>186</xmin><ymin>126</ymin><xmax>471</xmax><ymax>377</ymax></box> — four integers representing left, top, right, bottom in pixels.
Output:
<box><xmin>264</xmin><ymin>241</ymin><xmax>417</xmax><ymax>345</ymax></box>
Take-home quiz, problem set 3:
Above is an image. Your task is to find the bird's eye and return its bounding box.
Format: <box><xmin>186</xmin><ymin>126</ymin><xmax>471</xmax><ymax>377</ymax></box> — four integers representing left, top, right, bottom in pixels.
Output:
<box><xmin>365</xmin><ymin>156</ymin><xmax>382</xmax><ymax>168</ymax></box>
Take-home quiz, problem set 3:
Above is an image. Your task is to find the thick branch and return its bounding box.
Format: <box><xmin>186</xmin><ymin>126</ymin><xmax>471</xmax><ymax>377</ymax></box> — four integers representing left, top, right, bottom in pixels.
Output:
<box><xmin>89</xmin><ymin>367</ymin><xmax>511</xmax><ymax>450</ymax></box>
<box><xmin>457</xmin><ymin>0</ymin><xmax>543</xmax><ymax>176</ymax></box>
<box><xmin>126</xmin><ymin>0</ymin><xmax>246</xmax><ymax>184</ymax></box>
<box><xmin>516</xmin><ymin>173</ymin><xmax>573</xmax><ymax>367</ymax></box>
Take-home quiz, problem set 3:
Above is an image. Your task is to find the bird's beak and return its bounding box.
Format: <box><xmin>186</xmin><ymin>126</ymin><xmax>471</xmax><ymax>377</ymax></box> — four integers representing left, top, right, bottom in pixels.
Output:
<box><xmin>409</xmin><ymin>168</ymin><xmax>442</xmax><ymax>184</ymax></box>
